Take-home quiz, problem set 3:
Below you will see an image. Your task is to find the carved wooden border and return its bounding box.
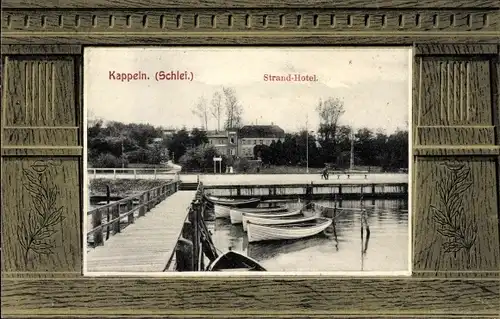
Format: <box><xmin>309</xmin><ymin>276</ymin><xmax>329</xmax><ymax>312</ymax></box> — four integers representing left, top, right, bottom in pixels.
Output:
<box><xmin>1</xmin><ymin>0</ymin><xmax>499</xmax><ymax>318</ymax></box>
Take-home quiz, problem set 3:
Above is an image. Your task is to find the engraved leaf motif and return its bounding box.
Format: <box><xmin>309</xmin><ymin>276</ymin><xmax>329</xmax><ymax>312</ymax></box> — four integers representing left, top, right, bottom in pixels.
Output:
<box><xmin>17</xmin><ymin>163</ymin><xmax>65</xmax><ymax>268</ymax></box>
<box><xmin>431</xmin><ymin>162</ymin><xmax>476</xmax><ymax>258</ymax></box>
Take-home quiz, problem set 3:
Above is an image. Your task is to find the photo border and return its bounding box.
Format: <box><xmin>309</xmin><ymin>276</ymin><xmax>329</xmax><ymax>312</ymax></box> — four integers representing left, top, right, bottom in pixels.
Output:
<box><xmin>1</xmin><ymin>1</ymin><xmax>499</xmax><ymax>317</ymax></box>
<box><xmin>82</xmin><ymin>46</ymin><xmax>414</xmax><ymax>277</ymax></box>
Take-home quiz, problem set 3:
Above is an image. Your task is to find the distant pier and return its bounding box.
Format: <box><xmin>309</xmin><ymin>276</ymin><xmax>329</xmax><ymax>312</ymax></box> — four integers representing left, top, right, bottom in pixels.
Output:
<box><xmin>203</xmin><ymin>182</ymin><xmax>407</xmax><ymax>200</ymax></box>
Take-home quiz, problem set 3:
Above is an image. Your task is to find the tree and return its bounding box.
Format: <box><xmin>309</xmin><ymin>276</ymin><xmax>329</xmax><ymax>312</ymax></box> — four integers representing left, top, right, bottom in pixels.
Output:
<box><xmin>127</xmin><ymin>123</ymin><xmax>160</xmax><ymax>148</ymax></box>
<box><xmin>223</xmin><ymin>87</ymin><xmax>243</xmax><ymax>129</ymax></box>
<box><xmin>210</xmin><ymin>91</ymin><xmax>224</xmax><ymax>131</ymax></box>
<box><xmin>316</xmin><ymin>97</ymin><xmax>345</xmax><ymax>163</ymax></box>
<box><xmin>192</xmin><ymin>96</ymin><xmax>209</xmax><ymax>130</ymax></box>
<box><xmin>167</xmin><ymin>128</ymin><xmax>191</xmax><ymax>162</ymax></box>
<box><xmin>190</xmin><ymin>128</ymin><xmax>208</xmax><ymax>147</ymax></box>
<box><xmin>282</xmin><ymin>134</ymin><xmax>298</xmax><ymax>165</ymax></box>
<box><xmin>146</xmin><ymin>143</ymin><xmax>167</xmax><ymax>164</ymax></box>
<box><xmin>336</xmin><ymin>125</ymin><xmax>353</xmax><ymax>151</ymax></box>
<box><xmin>253</xmin><ymin>144</ymin><xmax>272</xmax><ymax>164</ymax></box>
<box><xmin>178</xmin><ymin>145</ymin><xmax>227</xmax><ymax>173</ymax></box>
<box><xmin>354</xmin><ymin>127</ymin><xmax>376</xmax><ymax>166</ymax></box>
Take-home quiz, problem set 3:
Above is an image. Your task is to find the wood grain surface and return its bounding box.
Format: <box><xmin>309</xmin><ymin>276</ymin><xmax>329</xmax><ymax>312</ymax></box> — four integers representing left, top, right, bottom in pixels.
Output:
<box><xmin>2</xmin><ymin>8</ymin><xmax>499</xmax><ymax>45</ymax></box>
<box><xmin>1</xmin><ymin>1</ymin><xmax>499</xmax><ymax>318</ymax></box>
<box><xmin>1</xmin><ymin>278</ymin><xmax>499</xmax><ymax>316</ymax></box>
<box><xmin>2</xmin><ymin>0</ymin><xmax>499</xmax><ymax>9</ymax></box>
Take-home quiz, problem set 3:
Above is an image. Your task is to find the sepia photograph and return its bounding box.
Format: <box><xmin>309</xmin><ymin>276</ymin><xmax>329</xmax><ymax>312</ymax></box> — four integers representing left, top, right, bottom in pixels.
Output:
<box><xmin>83</xmin><ymin>47</ymin><xmax>412</xmax><ymax>275</ymax></box>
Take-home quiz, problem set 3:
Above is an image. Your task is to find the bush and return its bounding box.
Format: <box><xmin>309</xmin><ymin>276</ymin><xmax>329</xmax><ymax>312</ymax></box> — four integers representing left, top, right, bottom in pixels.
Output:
<box><xmin>125</xmin><ymin>148</ymin><xmax>149</xmax><ymax>163</ymax></box>
<box><xmin>179</xmin><ymin>145</ymin><xmax>227</xmax><ymax>173</ymax></box>
<box><xmin>234</xmin><ymin>157</ymin><xmax>250</xmax><ymax>173</ymax></box>
<box><xmin>91</xmin><ymin>153</ymin><xmax>128</xmax><ymax>168</ymax></box>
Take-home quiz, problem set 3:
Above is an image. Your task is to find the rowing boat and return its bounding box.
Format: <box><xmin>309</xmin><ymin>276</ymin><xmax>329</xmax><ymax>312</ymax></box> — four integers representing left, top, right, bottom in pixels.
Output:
<box><xmin>229</xmin><ymin>205</ymin><xmax>288</xmax><ymax>224</ymax></box>
<box><xmin>206</xmin><ymin>250</ymin><xmax>266</xmax><ymax>271</ymax></box>
<box><xmin>246</xmin><ymin>217</ymin><xmax>333</xmax><ymax>243</ymax></box>
<box><xmin>242</xmin><ymin>209</ymin><xmax>303</xmax><ymax>231</ymax></box>
<box><xmin>205</xmin><ymin>195</ymin><xmax>260</xmax><ymax>208</ymax></box>
<box><xmin>214</xmin><ymin>204</ymin><xmax>231</xmax><ymax>218</ymax></box>
<box><xmin>243</xmin><ymin>214</ymin><xmax>319</xmax><ymax>229</ymax></box>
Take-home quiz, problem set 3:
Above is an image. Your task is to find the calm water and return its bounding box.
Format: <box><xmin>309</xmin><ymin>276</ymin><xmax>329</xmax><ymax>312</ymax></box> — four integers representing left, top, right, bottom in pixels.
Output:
<box><xmin>208</xmin><ymin>199</ymin><xmax>409</xmax><ymax>273</ymax></box>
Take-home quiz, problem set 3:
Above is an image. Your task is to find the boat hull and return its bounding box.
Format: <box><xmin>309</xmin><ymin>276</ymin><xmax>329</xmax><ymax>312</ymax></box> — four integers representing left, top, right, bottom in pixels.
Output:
<box><xmin>205</xmin><ymin>195</ymin><xmax>260</xmax><ymax>208</ymax></box>
<box><xmin>243</xmin><ymin>214</ymin><xmax>319</xmax><ymax>229</ymax></box>
<box><xmin>229</xmin><ymin>206</ymin><xmax>288</xmax><ymax>224</ymax></box>
<box><xmin>242</xmin><ymin>209</ymin><xmax>303</xmax><ymax>231</ymax></box>
<box><xmin>246</xmin><ymin>218</ymin><xmax>333</xmax><ymax>243</ymax></box>
<box><xmin>214</xmin><ymin>204</ymin><xmax>231</xmax><ymax>218</ymax></box>
<box><xmin>207</xmin><ymin>251</ymin><xmax>266</xmax><ymax>271</ymax></box>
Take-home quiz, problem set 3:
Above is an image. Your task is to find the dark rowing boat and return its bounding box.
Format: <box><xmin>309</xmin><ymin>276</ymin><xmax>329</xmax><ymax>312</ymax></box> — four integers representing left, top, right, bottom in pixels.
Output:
<box><xmin>207</xmin><ymin>251</ymin><xmax>266</xmax><ymax>271</ymax></box>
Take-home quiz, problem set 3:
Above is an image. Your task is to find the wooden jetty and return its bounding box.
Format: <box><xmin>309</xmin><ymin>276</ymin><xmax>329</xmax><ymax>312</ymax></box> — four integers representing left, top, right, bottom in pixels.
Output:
<box><xmin>86</xmin><ymin>183</ymin><xmax>195</xmax><ymax>272</ymax></box>
<box><xmin>204</xmin><ymin>182</ymin><xmax>408</xmax><ymax>200</ymax></box>
<box><xmin>171</xmin><ymin>183</ymin><xmax>219</xmax><ymax>272</ymax></box>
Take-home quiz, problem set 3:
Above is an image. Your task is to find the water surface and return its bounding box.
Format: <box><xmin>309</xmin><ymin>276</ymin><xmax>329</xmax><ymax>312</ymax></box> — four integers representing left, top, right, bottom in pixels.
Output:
<box><xmin>208</xmin><ymin>199</ymin><xmax>409</xmax><ymax>273</ymax></box>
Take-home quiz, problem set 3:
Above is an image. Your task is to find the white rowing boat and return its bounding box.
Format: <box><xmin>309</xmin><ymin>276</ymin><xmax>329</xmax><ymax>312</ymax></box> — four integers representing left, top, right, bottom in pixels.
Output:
<box><xmin>229</xmin><ymin>205</ymin><xmax>288</xmax><ymax>224</ymax></box>
<box><xmin>243</xmin><ymin>214</ymin><xmax>319</xmax><ymax>229</ymax></box>
<box><xmin>246</xmin><ymin>217</ymin><xmax>333</xmax><ymax>243</ymax></box>
<box><xmin>205</xmin><ymin>195</ymin><xmax>260</xmax><ymax>208</ymax></box>
<box><xmin>242</xmin><ymin>209</ymin><xmax>303</xmax><ymax>231</ymax></box>
<box><xmin>214</xmin><ymin>204</ymin><xmax>231</xmax><ymax>218</ymax></box>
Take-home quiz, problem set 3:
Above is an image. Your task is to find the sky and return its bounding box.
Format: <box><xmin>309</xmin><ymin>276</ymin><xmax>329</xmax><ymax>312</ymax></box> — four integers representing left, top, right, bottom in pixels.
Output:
<box><xmin>84</xmin><ymin>47</ymin><xmax>411</xmax><ymax>133</ymax></box>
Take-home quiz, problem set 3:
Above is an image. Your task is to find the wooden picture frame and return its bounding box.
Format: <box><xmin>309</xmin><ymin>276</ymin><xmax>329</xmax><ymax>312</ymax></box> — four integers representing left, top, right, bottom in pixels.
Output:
<box><xmin>1</xmin><ymin>0</ymin><xmax>499</xmax><ymax>317</ymax></box>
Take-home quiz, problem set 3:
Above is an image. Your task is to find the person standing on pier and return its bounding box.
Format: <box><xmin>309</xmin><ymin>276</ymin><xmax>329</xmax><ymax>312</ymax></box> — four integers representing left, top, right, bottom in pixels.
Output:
<box><xmin>322</xmin><ymin>165</ymin><xmax>329</xmax><ymax>180</ymax></box>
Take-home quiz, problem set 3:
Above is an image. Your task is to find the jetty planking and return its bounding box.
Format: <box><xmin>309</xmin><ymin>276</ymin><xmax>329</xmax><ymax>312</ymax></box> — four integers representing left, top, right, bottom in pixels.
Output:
<box><xmin>86</xmin><ymin>191</ymin><xmax>196</xmax><ymax>273</ymax></box>
<box><xmin>89</xmin><ymin>170</ymin><xmax>408</xmax><ymax>185</ymax></box>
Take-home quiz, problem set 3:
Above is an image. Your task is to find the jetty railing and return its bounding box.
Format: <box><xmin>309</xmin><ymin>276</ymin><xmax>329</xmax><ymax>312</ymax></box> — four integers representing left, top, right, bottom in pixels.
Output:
<box><xmin>87</xmin><ymin>180</ymin><xmax>179</xmax><ymax>247</ymax></box>
<box><xmin>171</xmin><ymin>182</ymin><xmax>218</xmax><ymax>272</ymax></box>
<box><xmin>87</xmin><ymin>168</ymin><xmax>180</xmax><ymax>181</ymax></box>
<box><xmin>203</xmin><ymin>182</ymin><xmax>408</xmax><ymax>199</ymax></box>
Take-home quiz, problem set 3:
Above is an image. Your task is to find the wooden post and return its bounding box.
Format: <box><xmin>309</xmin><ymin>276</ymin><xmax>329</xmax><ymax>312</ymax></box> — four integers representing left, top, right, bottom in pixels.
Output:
<box><xmin>91</xmin><ymin>208</ymin><xmax>103</xmax><ymax>246</ymax></box>
<box><xmin>134</xmin><ymin>169</ymin><xmax>137</xmax><ymax>179</ymax></box>
<box><xmin>139</xmin><ymin>193</ymin><xmax>146</xmax><ymax>217</ymax></box>
<box><xmin>105</xmin><ymin>185</ymin><xmax>111</xmax><ymax>240</ymax></box>
<box><xmin>127</xmin><ymin>199</ymin><xmax>134</xmax><ymax>224</ymax></box>
<box><xmin>154</xmin><ymin>169</ymin><xmax>157</xmax><ymax>179</ymax></box>
<box><xmin>113</xmin><ymin>169</ymin><xmax>116</xmax><ymax>180</ymax></box>
<box><xmin>305</xmin><ymin>182</ymin><xmax>313</xmax><ymax>208</ymax></box>
<box><xmin>112</xmin><ymin>204</ymin><xmax>120</xmax><ymax>234</ymax></box>
<box><xmin>192</xmin><ymin>200</ymin><xmax>201</xmax><ymax>271</ymax></box>
<box><xmin>372</xmin><ymin>183</ymin><xmax>376</xmax><ymax>195</ymax></box>
<box><xmin>182</xmin><ymin>220</ymin><xmax>193</xmax><ymax>239</ymax></box>
<box><xmin>146</xmin><ymin>192</ymin><xmax>151</xmax><ymax>212</ymax></box>
<box><xmin>188</xmin><ymin>206</ymin><xmax>196</xmax><ymax>271</ymax></box>
<box><xmin>93</xmin><ymin>169</ymin><xmax>96</xmax><ymax>179</ymax></box>
<box><xmin>175</xmin><ymin>237</ymin><xmax>194</xmax><ymax>272</ymax></box>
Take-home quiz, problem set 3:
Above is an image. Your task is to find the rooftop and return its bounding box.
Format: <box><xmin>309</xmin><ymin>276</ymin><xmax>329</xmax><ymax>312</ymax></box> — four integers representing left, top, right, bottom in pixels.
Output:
<box><xmin>238</xmin><ymin>125</ymin><xmax>285</xmax><ymax>139</ymax></box>
<box><xmin>206</xmin><ymin>130</ymin><xmax>227</xmax><ymax>138</ymax></box>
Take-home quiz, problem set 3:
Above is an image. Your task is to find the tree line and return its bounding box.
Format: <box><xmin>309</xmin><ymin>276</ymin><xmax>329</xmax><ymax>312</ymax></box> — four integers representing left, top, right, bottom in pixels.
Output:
<box><xmin>87</xmin><ymin>94</ymin><xmax>408</xmax><ymax>172</ymax></box>
<box><xmin>87</xmin><ymin>120</ymin><xmax>211</xmax><ymax>168</ymax></box>
<box><xmin>192</xmin><ymin>87</ymin><xmax>243</xmax><ymax>131</ymax></box>
<box><xmin>253</xmin><ymin>126</ymin><xmax>408</xmax><ymax>171</ymax></box>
